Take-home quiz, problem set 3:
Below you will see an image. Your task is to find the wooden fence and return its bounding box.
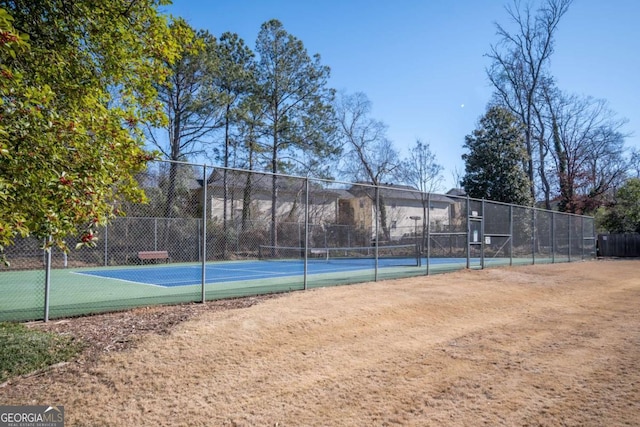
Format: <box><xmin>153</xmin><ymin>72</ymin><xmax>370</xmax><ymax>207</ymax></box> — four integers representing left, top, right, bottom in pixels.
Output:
<box><xmin>597</xmin><ymin>233</ymin><xmax>640</xmax><ymax>257</ymax></box>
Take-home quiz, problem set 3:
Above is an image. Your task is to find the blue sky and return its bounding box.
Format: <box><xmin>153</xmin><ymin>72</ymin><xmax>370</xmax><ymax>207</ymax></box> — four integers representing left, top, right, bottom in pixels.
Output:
<box><xmin>165</xmin><ymin>0</ymin><xmax>639</xmax><ymax>190</ymax></box>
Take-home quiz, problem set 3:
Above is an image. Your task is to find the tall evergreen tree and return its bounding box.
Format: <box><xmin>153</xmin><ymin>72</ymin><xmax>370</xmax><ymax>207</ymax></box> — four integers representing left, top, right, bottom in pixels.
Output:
<box><xmin>214</xmin><ymin>32</ymin><xmax>255</xmax><ymax>169</ymax></box>
<box><xmin>146</xmin><ymin>25</ymin><xmax>220</xmax><ymax>217</ymax></box>
<box><xmin>254</xmin><ymin>19</ymin><xmax>339</xmax><ymax>247</ymax></box>
<box><xmin>461</xmin><ymin>106</ymin><xmax>532</xmax><ymax>206</ymax></box>
<box><xmin>212</xmin><ymin>31</ymin><xmax>255</xmax><ymax>254</ymax></box>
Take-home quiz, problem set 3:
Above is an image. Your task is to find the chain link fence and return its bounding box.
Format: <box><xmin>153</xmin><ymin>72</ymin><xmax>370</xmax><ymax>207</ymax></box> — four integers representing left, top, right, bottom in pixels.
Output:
<box><xmin>0</xmin><ymin>160</ymin><xmax>596</xmax><ymax>322</ymax></box>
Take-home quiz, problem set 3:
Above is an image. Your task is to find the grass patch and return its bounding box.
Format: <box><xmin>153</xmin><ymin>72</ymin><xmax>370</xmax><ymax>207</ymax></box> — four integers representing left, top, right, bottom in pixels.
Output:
<box><xmin>0</xmin><ymin>322</ymin><xmax>84</xmax><ymax>383</ymax></box>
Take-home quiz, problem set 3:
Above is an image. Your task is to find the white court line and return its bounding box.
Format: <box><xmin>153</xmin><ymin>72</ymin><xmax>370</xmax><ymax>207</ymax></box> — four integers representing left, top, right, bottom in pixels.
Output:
<box><xmin>73</xmin><ymin>261</ymin><xmax>379</xmax><ymax>288</ymax></box>
<box><xmin>73</xmin><ymin>269</ymin><xmax>294</xmax><ymax>288</ymax></box>
<box><xmin>71</xmin><ymin>271</ymin><xmax>168</xmax><ymax>288</ymax></box>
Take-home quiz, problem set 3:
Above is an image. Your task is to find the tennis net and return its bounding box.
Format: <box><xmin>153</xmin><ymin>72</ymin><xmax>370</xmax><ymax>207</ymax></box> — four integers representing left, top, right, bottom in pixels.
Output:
<box><xmin>258</xmin><ymin>244</ymin><xmax>420</xmax><ymax>267</ymax></box>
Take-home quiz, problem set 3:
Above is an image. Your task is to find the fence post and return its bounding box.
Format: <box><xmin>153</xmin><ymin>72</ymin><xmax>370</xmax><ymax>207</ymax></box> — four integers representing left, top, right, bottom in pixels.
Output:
<box><xmin>303</xmin><ymin>177</ymin><xmax>309</xmax><ymax>290</ymax></box>
<box><xmin>374</xmin><ymin>185</ymin><xmax>379</xmax><ymax>281</ymax></box>
<box><xmin>551</xmin><ymin>211</ymin><xmax>556</xmax><ymax>264</ymax></box>
<box><xmin>104</xmin><ymin>223</ymin><xmax>108</xmax><ymax>267</ymax></box>
<box><xmin>581</xmin><ymin>216</ymin><xmax>585</xmax><ymax>260</ymax></box>
<box><xmin>531</xmin><ymin>208</ymin><xmax>536</xmax><ymax>265</ymax></box>
<box><xmin>201</xmin><ymin>164</ymin><xmax>207</xmax><ymax>303</ymax></box>
<box><xmin>466</xmin><ymin>196</ymin><xmax>470</xmax><ymax>269</ymax></box>
<box><xmin>507</xmin><ymin>205</ymin><xmax>512</xmax><ymax>266</ymax></box>
<box><xmin>426</xmin><ymin>192</ymin><xmax>431</xmax><ymax>276</ymax></box>
<box><xmin>44</xmin><ymin>236</ymin><xmax>52</xmax><ymax>322</ymax></box>
<box><xmin>568</xmin><ymin>215</ymin><xmax>572</xmax><ymax>262</ymax></box>
<box><xmin>592</xmin><ymin>218</ymin><xmax>596</xmax><ymax>258</ymax></box>
<box><xmin>481</xmin><ymin>199</ymin><xmax>485</xmax><ymax>269</ymax></box>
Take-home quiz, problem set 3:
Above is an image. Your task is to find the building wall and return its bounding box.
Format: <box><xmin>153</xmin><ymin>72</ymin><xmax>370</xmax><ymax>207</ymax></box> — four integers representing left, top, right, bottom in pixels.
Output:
<box><xmin>205</xmin><ymin>184</ymin><xmax>454</xmax><ymax>242</ymax></box>
<box><xmin>381</xmin><ymin>198</ymin><xmax>451</xmax><ymax>241</ymax></box>
<box><xmin>208</xmin><ymin>187</ymin><xmax>339</xmax><ymax>225</ymax></box>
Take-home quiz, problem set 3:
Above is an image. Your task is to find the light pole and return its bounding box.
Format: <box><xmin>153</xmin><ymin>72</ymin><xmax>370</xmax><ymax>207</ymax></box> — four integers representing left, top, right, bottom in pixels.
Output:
<box><xmin>409</xmin><ymin>216</ymin><xmax>422</xmax><ymax>267</ymax></box>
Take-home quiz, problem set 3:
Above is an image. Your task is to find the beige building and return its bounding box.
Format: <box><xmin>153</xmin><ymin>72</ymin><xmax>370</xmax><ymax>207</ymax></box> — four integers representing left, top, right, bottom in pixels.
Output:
<box><xmin>200</xmin><ymin>170</ymin><xmax>458</xmax><ymax>242</ymax></box>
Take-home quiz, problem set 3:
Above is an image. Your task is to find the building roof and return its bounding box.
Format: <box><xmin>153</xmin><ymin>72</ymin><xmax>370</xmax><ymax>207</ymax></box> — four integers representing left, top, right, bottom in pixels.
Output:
<box><xmin>347</xmin><ymin>183</ymin><xmax>456</xmax><ymax>204</ymax></box>
<box><xmin>203</xmin><ymin>169</ymin><xmax>347</xmax><ymax>199</ymax></box>
<box><xmin>446</xmin><ymin>188</ymin><xmax>467</xmax><ymax>197</ymax></box>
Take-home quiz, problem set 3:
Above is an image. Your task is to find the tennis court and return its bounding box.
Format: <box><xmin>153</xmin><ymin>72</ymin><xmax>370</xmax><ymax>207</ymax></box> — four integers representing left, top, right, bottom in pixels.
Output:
<box><xmin>77</xmin><ymin>256</ymin><xmax>421</xmax><ymax>288</ymax></box>
<box><xmin>0</xmin><ymin>160</ymin><xmax>596</xmax><ymax>323</ymax></box>
<box><xmin>1</xmin><ymin>254</ymin><xmax>546</xmax><ymax>322</ymax></box>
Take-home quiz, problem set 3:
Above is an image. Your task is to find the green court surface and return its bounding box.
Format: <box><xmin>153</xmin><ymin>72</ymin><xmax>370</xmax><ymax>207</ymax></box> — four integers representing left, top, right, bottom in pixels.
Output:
<box><xmin>0</xmin><ymin>256</ymin><xmax>562</xmax><ymax>322</ymax></box>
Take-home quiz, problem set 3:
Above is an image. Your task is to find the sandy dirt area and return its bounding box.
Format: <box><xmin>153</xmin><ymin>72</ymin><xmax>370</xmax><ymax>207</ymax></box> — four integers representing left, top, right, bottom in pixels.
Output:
<box><xmin>1</xmin><ymin>259</ymin><xmax>639</xmax><ymax>426</ymax></box>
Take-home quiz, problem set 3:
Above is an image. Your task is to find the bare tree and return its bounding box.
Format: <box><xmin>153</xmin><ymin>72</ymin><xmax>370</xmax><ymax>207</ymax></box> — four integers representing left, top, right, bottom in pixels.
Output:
<box><xmin>487</xmin><ymin>0</ymin><xmax>573</xmax><ymax>204</ymax></box>
<box><xmin>629</xmin><ymin>148</ymin><xmax>640</xmax><ymax>179</ymax></box>
<box><xmin>399</xmin><ymin>139</ymin><xmax>444</xmax><ymax>194</ymax></box>
<box><xmin>336</xmin><ymin>92</ymin><xmax>400</xmax><ymax>240</ymax></box>
<box><xmin>544</xmin><ymin>90</ymin><xmax>629</xmax><ymax>213</ymax></box>
<box><xmin>450</xmin><ymin>167</ymin><xmax>464</xmax><ymax>191</ymax></box>
<box><xmin>397</xmin><ymin>139</ymin><xmax>444</xmax><ymax>245</ymax></box>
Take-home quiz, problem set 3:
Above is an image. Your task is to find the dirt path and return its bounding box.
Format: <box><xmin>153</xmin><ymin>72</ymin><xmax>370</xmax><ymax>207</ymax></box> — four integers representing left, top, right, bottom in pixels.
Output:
<box><xmin>2</xmin><ymin>260</ymin><xmax>639</xmax><ymax>426</ymax></box>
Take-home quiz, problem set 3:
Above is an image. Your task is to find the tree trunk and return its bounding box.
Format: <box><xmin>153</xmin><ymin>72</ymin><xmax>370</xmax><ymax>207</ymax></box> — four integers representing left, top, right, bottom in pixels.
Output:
<box><xmin>242</xmin><ymin>173</ymin><xmax>252</xmax><ymax>231</ymax></box>
<box><xmin>165</xmin><ymin>114</ymin><xmax>181</xmax><ymax>218</ymax></box>
<box><xmin>378</xmin><ymin>195</ymin><xmax>390</xmax><ymax>242</ymax></box>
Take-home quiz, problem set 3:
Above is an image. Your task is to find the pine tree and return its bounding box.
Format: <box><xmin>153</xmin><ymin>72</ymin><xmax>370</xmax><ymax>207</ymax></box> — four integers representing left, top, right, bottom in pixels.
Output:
<box><xmin>254</xmin><ymin>19</ymin><xmax>339</xmax><ymax>247</ymax></box>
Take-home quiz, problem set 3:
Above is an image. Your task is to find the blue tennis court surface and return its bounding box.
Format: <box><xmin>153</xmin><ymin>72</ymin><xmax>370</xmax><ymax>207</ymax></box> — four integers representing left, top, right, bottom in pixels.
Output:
<box><xmin>77</xmin><ymin>257</ymin><xmax>432</xmax><ymax>288</ymax></box>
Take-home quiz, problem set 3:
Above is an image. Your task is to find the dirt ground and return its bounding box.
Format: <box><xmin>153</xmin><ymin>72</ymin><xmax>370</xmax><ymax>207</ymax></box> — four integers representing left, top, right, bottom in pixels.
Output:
<box><xmin>1</xmin><ymin>259</ymin><xmax>639</xmax><ymax>426</ymax></box>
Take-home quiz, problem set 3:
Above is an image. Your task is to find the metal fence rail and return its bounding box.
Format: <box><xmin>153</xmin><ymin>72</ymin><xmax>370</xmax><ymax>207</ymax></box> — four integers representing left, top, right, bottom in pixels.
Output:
<box><xmin>0</xmin><ymin>160</ymin><xmax>597</xmax><ymax>322</ymax></box>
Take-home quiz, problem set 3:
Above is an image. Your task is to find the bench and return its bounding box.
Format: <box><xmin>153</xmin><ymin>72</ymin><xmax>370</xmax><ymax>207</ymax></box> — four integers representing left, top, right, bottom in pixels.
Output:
<box><xmin>137</xmin><ymin>250</ymin><xmax>170</xmax><ymax>264</ymax></box>
<box><xmin>310</xmin><ymin>248</ymin><xmax>329</xmax><ymax>260</ymax></box>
